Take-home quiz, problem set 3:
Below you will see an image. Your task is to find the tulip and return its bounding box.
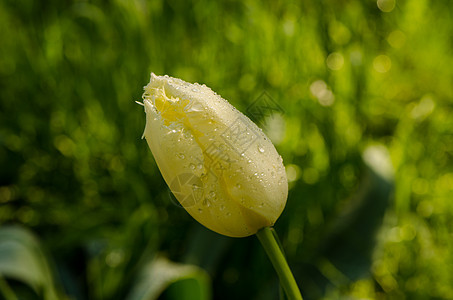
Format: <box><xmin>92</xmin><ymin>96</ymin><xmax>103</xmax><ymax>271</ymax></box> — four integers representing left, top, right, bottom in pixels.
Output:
<box><xmin>139</xmin><ymin>73</ymin><xmax>302</xmax><ymax>299</ymax></box>
<box><xmin>140</xmin><ymin>73</ymin><xmax>288</xmax><ymax>238</ymax></box>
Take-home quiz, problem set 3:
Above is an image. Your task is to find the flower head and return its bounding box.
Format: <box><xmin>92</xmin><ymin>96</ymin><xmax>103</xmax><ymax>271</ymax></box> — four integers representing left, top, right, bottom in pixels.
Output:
<box><xmin>141</xmin><ymin>73</ymin><xmax>287</xmax><ymax>237</ymax></box>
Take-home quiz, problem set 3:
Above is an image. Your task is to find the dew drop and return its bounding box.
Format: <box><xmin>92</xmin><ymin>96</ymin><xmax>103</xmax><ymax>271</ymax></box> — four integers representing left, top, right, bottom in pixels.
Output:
<box><xmin>197</xmin><ymin>163</ymin><xmax>203</xmax><ymax>169</ymax></box>
<box><xmin>203</xmin><ymin>199</ymin><xmax>211</xmax><ymax>207</ymax></box>
<box><xmin>189</xmin><ymin>163</ymin><xmax>196</xmax><ymax>170</ymax></box>
<box><xmin>209</xmin><ymin>191</ymin><xmax>216</xmax><ymax>198</ymax></box>
<box><xmin>192</xmin><ymin>88</ymin><xmax>199</xmax><ymax>92</ymax></box>
<box><xmin>187</xmin><ymin>101</ymin><xmax>204</xmax><ymax>112</ymax></box>
<box><xmin>254</xmin><ymin>172</ymin><xmax>259</xmax><ymax>177</ymax></box>
<box><xmin>177</xmin><ymin>153</ymin><xmax>185</xmax><ymax>159</ymax></box>
<box><xmin>247</xmin><ymin>159</ymin><xmax>252</xmax><ymax>163</ymax></box>
<box><xmin>258</xmin><ymin>145</ymin><xmax>265</xmax><ymax>153</ymax></box>
<box><xmin>236</xmin><ymin>183</ymin><xmax>242</xmax><ymax>189</ymax></box>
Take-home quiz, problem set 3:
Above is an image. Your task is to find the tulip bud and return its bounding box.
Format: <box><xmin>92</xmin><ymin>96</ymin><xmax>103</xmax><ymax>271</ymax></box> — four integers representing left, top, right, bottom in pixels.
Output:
<box><xmin>140</xmin><ymin>73</ymin><xmax>287</xmax><ymax>237</ymax></box>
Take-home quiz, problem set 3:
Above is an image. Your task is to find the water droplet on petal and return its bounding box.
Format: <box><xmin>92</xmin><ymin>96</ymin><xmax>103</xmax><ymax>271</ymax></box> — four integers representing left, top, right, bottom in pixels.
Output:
<box><xmin>189</xmin><ymin>163</ymin><xmax>196</xmax><ymax>170</ymax></box>
<box><xmin>192</xmin><ymin>88</ymin><xmax>199</xmax><ymax>92</ymax></box>
<box><xmin>236</xmin><ymin>183</ymin><xmax>242</xmax><ymax>189</ymax></box>
<box><xmin>187</xmin><ymin>101</ymin><xmax>204</xmax><ymax>112</ymax></box>
<box><xmin>177</xmin><ymin>153</ymin><xmax>185</xmax><ymax>159</ymax></box>
<box><xmin>209</xmin><ymin>191</ymin><xmax>216</xmax><ymax>198</ymax></box>
<box><xmin>201</xmin><ymin>174</ymin><xmax>208</xmax><ymax>182</ymax></box>
<box><xmin>258</xmin><ymin>145</ymin><xmax>265</xmax><ymax>153</ymax></box>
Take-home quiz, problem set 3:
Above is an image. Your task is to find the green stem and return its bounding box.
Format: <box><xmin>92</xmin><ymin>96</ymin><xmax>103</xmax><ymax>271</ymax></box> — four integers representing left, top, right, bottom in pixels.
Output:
<box><xmin>0</xmin><ymin>277</ymin><xmax>18</xmax><ymax>300</ymax></box>
<box><xmin>256</xmin><ymin>227</ymin><xmax>303</xmax><ymax>300</ymax></box>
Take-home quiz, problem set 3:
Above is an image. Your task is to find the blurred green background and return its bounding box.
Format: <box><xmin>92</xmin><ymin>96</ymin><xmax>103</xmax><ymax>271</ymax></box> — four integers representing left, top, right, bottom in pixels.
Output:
<box><xmin>1</xmin><ymin>0</ymin><xmax>452</xmax><ymax>299</ymax></box>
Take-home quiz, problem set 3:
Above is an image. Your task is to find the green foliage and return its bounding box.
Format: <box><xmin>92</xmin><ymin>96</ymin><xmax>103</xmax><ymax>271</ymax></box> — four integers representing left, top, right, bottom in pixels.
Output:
<box><xmin>0</xmin><ymin>0</ymin><xmax>452</xmax><ymax>299</ymax></box>
<box><xmin>0</xmin><ymin>226</ymin><xmax>60</xmax><ymax>300</ymax></box>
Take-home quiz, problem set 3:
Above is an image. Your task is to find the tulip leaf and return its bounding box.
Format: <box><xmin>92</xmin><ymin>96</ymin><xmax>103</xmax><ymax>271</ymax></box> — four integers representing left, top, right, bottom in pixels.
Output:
<box><xmin>126</xmin><ymin>256</ymin><xmax>211</xmax><ymax>300</ymax></box>
<box><xmin>320</xmin><ymin>145</ymin><xmax>394</xmax><ymax>280</ymax></box>
<box><xmin>0</xmin><ymin>226</ymin><xmax>61</xmax><ymax>300</ymax></box>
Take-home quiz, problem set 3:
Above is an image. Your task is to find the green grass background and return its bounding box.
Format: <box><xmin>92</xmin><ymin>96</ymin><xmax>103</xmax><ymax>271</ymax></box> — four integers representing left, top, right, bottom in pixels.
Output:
<box><xmin>1</xmin><ymin>0</ymin><xmax>452</xmax><ymax>299</ymax></box>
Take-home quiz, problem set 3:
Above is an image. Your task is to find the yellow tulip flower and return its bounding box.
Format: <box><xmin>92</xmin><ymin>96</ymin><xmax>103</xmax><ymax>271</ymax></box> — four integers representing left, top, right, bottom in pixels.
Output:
<box><xmin>140</xmin><ymin>73</ymin><xmax>287</xmax><ymax>237</ymax></box>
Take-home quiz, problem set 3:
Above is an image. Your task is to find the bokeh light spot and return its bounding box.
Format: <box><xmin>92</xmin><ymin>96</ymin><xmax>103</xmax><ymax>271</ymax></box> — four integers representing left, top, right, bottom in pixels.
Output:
<box><xmin>326</xmin><ymin>52</ymin><xmax>344</xmax><ymax>71</ymax></box>
<box><xmin>417</xmin><ymin>200</ymin><xmax>434</xmax><ymax>218</ymax></box>
<box><xmin>410</xmin><ymin>95</ymin><xmax>435</xmax><ymax>120</ymax></box>
<box><xmin>377</xmin><ymin>0</ymin><xmax>396</xmax><ymax>12</ymax></box>
<box><xmin>373</xmin><ymin>55</ymin><xmax>392</xmax><ymax>73</ymax></box>
<box><xmin>286</xmin><ymin>164</ymin><xmax>301</xmax><ymax>182</ymax></box>
<box><xmin>388</xmin><ymin>30</ymin><xmax>406</xmax><ymax>48</ymax></box>
<box><xmin>412</xmin><ymin>178</ymin><xmax>430</xmax><ymax>195</ymax></box>
<box><xmin>310</xmin><ymin>80</ymin><xmax>335</xmax><ymax>106</ymax></box>
<box><xmin>303</xmin><ymin>167</ymin><xmax>319</xmax><ymax>184</ymax></box>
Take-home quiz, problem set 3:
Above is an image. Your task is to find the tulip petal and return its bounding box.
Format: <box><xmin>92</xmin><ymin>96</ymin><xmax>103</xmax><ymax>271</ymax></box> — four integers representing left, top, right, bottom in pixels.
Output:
<box><xmin>141</xmin><ymin>73</ymin><xmax>288</xmax><ymax>237</ymax></box>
